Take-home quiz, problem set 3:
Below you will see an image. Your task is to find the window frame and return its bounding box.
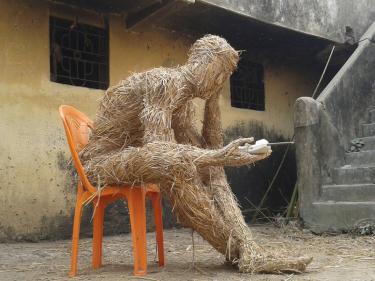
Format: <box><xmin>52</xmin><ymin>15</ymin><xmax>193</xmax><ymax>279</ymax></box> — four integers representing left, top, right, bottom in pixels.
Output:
<box><xmin>49</xmin><ymin>16</ymin><xmax>109</xmax><ymax>90</ymax></box>
<box><xmin>230</xmin><ymin>58</ymin><xmax>265</xmax><ymax>111</ymax></box>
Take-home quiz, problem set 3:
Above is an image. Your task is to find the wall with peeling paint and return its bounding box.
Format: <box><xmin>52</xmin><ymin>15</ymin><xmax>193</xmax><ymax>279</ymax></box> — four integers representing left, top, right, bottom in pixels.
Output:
<box><xmin>0</xmin><ymin>0</ymin><xmax>319</xmax><ymax>240</ymax></box>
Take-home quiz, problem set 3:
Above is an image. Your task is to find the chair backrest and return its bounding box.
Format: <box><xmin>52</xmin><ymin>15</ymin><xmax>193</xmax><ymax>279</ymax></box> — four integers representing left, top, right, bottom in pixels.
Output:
<box><xmin>59</xmin><ymin>105</ymin><xmax>96</xmax><ymax>193</ymax></box>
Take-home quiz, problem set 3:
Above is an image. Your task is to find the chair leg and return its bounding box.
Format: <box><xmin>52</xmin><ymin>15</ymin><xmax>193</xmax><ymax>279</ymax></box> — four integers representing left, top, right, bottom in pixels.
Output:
<box><xmin>92</xmin><ymin>199</ymin><xmax>105</xmax><ymax>269</ymax></box>
<box><xmin>69</xmin><ymin>191</ymin><xmax>85</xmax><ymax>277</ymax></box>
<box><xmin>150</xmin><ymin>192</ymin><xmax>165</xmax><ymax>267</ymax></box>
<box><xmin>128</xmin><ymin>188</ymin><xmax>148</xmax><ymax>276</ymax></box>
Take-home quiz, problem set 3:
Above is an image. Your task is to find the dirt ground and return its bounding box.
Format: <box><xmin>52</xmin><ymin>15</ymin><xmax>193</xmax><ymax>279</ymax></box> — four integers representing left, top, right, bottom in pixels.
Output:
<box><xmin>1</xmin><ymin>224</ymin><xmax>375</xmax><ymax>281</ymax></box>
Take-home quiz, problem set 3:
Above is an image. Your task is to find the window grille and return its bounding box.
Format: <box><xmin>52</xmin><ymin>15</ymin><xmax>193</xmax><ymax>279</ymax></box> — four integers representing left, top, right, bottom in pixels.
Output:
<box><xmin>230</xmin><ymin>59</ymin><xmax>265</xmax><ymax>111</ymax></box>
<box><xmin>49</xmin><ymin>17</ymin><xmax>109</xmax><ymax>90</ymax></box>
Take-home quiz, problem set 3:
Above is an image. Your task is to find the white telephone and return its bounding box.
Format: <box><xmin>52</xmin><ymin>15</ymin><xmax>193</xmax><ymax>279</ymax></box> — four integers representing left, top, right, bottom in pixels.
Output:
<box><xmin>239</xmin><ymin>139</ymin><xmax>271</xmax><ymax>155</ymax></box>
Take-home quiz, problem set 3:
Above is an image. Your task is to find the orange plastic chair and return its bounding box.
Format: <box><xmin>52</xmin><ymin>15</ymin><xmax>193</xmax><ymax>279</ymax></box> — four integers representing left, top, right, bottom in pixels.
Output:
<box><xmin>59</xmin><ymin>105</ymin><xmax>165</xmax><ymax>277</ymax></box>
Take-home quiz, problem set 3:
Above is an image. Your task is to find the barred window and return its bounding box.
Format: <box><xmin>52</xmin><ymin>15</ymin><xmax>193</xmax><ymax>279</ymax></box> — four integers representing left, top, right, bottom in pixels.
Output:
<box><xmin>49</xmin><ymin>17</ymin><xmax>109</xmax><ymax>90</ymax></box>
<box><xmin>230</xmin><ymin>59</ymin><xmax>265</xmax><ymax>111</ymax></box>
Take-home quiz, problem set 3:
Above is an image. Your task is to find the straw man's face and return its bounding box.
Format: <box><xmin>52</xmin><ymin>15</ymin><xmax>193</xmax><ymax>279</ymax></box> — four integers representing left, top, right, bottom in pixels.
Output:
<box><xmin>187</xmin><ymin>35</ymin><xmax>239</xmax><ymax>100</ymax></box>
<box><xmin>196</xmin><ymin>58</ymin><xmax>236</xmax><ymax>100</ymax></box>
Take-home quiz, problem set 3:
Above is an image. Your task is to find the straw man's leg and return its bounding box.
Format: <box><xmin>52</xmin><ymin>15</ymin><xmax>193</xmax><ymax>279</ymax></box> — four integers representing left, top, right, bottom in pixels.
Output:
<box><xmin>170</xmin><ymin>96</ymin><xmax>269</xmax><ymax>265</ymax></box>
<box><xmin>198</xmin><ymin>96</ymin><xmax>312</xmax><ymax>273</ymax></box>
<box><xmin>200</xmin><ymin>96</ymin><xmax>257</xmax><ymax>262</ymax></box>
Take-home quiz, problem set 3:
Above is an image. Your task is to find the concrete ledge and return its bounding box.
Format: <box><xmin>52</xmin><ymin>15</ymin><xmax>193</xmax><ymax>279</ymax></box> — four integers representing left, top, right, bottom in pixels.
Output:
<box><xmin>308</xmin><ymin>201</ymin><xmax>375</xmax><ymax>233</ymax></box>
<box><xmin>321</xmin><ymin>184</ymin><xmax>375</xmax><ymax>201</ymax></box>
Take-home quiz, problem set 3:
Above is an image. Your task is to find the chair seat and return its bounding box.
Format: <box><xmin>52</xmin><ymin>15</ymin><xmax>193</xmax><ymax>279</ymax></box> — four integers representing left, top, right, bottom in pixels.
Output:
<box><xmin>100</xmin><ymin>184</ymin><xmax>160</xmax><ymax>196</ymax></box>
<box><xmin>87</xmin><ymin>184</ymin><xmax>160</xmax><ymax>208</ymax></box>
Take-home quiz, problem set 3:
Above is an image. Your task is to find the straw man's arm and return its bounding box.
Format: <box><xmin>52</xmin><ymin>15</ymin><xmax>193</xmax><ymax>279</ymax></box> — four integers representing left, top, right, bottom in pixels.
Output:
<box><xmin>202</xmin><ymin>92</ymin><xmax>224</xmax><ymax>149</ymax></box>
<box><xmin>140</xmin><ymin>104</ymin><xmax>266</xmax><ymax>167</ymax></box>
<box><xmin>201</xmin><ymin>90</ymin><xmax>272</xmax><ymax>162</ymax></box>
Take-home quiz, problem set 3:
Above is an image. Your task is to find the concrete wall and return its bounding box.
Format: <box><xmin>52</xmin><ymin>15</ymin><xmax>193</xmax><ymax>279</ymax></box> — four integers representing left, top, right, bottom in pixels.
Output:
<box><xmin>0</xmin><ymin>0</ymin><xmax>318</xmax><ymax>241</ymax></box>
<box><xmin>200</xmin><ymin>0</ymin><xmax>375</xmax><ymax>43</ymax></box>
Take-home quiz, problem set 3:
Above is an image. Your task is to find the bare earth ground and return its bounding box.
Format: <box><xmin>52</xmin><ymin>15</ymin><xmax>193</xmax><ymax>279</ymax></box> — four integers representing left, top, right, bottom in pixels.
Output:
<box><xmin>1</xmin><ymin>224</ymin><xmax>375</xmax><ymax>281</ymax></box>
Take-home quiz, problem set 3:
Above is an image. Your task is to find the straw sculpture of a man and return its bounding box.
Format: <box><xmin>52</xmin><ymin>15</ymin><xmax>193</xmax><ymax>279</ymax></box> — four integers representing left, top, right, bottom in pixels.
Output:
<box><xmin>81</xmin><ymin>35</ymin><xmax>311</xmax><ymax>273</ymax></box>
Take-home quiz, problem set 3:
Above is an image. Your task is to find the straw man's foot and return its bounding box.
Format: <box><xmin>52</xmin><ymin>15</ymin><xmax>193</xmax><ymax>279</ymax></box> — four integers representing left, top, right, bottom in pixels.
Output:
<box><xmin>237</xmin><ymin>244</ymin><xmax>313</xmax><ymax>274</ymax></box>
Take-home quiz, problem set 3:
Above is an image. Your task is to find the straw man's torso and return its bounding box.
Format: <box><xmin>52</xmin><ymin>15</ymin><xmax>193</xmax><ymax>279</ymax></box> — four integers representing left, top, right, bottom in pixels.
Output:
<box><xmin>81</xmin><ymin>67</ymin><xmax>201</xmax><ymax>163</ymax></box>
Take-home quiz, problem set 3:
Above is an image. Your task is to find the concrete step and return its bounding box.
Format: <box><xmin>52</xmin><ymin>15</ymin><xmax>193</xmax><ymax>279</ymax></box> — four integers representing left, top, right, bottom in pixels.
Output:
<box><xmin>362</xmin><ymin>123</ymin><xmax>375</xmax><ymax>137</ymax></box>
<box><xmin>369</xmin><ymin>109</ymin><xmax>375</xmax><ymax>123</ymax></box>
<box><xmin>360</xmin><ymin>136</ymin><xmax>375</xmax><ymax>151</ymax></box>
<box><xmin>345</xmin><ymin>150</ymin><xmax>375</xmax><ymax>165</ymax></box>
<box><xmin>321</xmin><ymin>183</ymin><xmax>375</xmax><ymax>201</ymax></box>
<box><xmin>332</xmin><ymin>165</ymin><xmax>375</xmax><ymax>184</ymax></box>
<box><xmin>311</xmin><ymin>201</ymin><xmax>375</xmax><ymax>232</ymax></box>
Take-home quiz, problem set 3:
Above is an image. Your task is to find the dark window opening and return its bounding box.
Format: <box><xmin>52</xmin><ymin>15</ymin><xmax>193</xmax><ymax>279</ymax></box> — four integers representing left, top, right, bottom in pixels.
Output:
<box><xmin>230</xmin><ymin>59</ymin><xmax>265</xmax><ymax>111</ymax></box>
<box><xmin>49</xmin><ymin>17</ymin><xmax>109</xmax><ymax>90</ymax></box>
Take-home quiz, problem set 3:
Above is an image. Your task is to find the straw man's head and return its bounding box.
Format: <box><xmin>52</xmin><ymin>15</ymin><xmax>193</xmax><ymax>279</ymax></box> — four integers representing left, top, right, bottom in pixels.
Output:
<box><xmin>187</xmin><ymin>35</ymin><xmax>239</xmax><ymax>100</ymax></box>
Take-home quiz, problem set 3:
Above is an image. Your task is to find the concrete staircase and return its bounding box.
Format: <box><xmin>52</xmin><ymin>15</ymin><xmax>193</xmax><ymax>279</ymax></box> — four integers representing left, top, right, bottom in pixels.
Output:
<box><xmin>313</xmin><ymin>106</ymin><xmax>375</xmax><ymax>230</ymax></box>
<box><xmin>321</xmin><ymin>107</ymin><xmax>375</xmax><ymax>200</ymax></box>
<box><xmin>295</xmin><ymin>22</ymin><xmax>375</xmax><ymax>232</ymax></box>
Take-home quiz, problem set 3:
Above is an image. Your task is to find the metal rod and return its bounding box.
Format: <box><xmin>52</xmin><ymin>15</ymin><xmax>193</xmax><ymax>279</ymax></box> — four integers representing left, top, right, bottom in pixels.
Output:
<box><xmin>312</xmin><ymin>45</ymin><xmax>336</xmax><ymax>99</ymax></box>
<box><xmin>267</xmin><ymin>142</ymin><xmax>295</xmax><ymax>146</ymax></box>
